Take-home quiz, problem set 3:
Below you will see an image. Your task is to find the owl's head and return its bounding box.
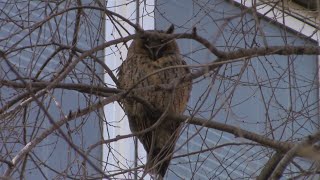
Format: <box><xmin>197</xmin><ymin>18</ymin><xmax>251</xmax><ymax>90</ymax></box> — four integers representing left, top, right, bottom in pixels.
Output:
<box><xmin>128</xmin><ymin>25</ymin><xmax>179</xmax><ymax>60</ymax></box>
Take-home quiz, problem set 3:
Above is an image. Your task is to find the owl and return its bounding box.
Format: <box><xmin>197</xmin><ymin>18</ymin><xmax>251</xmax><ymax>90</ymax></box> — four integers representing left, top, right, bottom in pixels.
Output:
<box><xmin>118</xmin><ymin>25</ymin><xmax>192</xmax><ymax>179</ymax></box>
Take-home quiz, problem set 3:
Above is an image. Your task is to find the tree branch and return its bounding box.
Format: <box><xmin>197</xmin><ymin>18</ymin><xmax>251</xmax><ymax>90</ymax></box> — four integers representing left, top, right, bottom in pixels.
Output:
<box><xmin>257</xmin><ymin>152</ymin><xmax>284</xmax><ymax>180</ymax></box>
<box><xmin>270</xmin><ymin>132</ymin><xmax>320</xmax><ymax>179</ymax></box>
<box><xmin>170</xmin><ymin>114</ymin><xmax>320</xmax><ymax>160</ymax></box>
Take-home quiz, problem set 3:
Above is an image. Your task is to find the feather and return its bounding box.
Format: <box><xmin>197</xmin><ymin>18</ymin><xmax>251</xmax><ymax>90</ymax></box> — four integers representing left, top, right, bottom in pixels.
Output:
<box><xmin>118</xmin><ymin>27</ymin><xmax>192</xmax><ymax>178</ymax></box>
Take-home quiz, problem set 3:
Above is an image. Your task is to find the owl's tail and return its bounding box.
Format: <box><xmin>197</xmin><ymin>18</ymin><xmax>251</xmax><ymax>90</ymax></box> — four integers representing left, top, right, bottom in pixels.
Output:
<box><xmin>146</xmin><ymin>146</ymin><xmax>174</xmax><ymax>179</ymax></box>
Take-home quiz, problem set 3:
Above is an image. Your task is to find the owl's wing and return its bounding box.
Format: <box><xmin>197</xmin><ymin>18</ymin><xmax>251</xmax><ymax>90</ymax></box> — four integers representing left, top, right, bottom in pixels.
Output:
<box><xmin>118</xmin><ymin>50</ymin><xmax>192</xmax><ymax>178</ymax></box>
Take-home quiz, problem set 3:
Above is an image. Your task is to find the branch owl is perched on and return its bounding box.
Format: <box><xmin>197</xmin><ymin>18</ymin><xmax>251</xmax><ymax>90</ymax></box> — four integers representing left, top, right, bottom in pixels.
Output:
<box><xmin>118</xmin><ymin>25</ymin><xmax>192</xmax><ymax>179</ymax></box>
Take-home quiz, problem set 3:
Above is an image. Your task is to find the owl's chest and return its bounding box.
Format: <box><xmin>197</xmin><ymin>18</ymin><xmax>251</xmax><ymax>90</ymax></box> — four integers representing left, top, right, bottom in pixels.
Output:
<box><xmin>118</xmin><ymin>53</ymin><xmax>190</xmax><ymax>117</ymax></box>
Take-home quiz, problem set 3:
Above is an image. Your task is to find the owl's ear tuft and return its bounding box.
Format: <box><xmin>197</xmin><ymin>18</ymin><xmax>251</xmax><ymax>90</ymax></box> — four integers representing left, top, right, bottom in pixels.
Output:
<box><xmin>166</xmin><ymin>24</ymin><xmax>174</xmax><ymax>34</ymax></box>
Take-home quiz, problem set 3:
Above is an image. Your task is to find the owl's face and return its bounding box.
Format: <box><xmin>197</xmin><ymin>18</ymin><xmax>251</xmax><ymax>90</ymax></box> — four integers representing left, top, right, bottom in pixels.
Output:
<box><xmin>129</xmin><ymin>25</ymin><xmax>179</xmax><ymax>60</ymax></box>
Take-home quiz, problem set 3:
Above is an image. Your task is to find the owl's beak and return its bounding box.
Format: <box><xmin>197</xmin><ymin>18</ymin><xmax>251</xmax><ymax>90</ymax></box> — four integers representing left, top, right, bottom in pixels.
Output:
<box><xmin>145</xmin><ymin>45</ymin><xmax>160</xmax><ymax>60</ymax></box>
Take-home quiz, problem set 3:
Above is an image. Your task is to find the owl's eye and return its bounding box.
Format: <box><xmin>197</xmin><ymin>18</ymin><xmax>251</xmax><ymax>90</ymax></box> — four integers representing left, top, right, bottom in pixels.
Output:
<box><xmin>141</xmin><ymin>36</ymin><xmax>149</xmax><ymax>41</ymax></box>
<box><xmin>160</xmin><ymin>39</ymin><xmax>169</xmax><ymax>45</ymax></box>
<box><xmin>142</xmin><ymin>38</ymin><xmax>150</xmax><ymax>46</ymax></box>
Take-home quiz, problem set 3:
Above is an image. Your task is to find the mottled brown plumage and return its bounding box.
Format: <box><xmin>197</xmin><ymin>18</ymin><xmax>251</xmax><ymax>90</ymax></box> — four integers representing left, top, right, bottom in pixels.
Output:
<box><xmin>118</xmin><ymin>26</ymin><xmax>192</xmax><ymax>179</ymax></box>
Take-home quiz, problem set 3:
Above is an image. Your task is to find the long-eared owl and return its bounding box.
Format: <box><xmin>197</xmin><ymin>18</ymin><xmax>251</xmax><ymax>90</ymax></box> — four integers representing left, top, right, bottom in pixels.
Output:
<box><xmin>118</xmin><ymin>25</ymin><xmax>192</xmax><ymax>179</ymax></box>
